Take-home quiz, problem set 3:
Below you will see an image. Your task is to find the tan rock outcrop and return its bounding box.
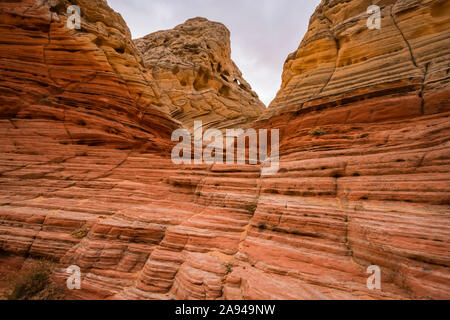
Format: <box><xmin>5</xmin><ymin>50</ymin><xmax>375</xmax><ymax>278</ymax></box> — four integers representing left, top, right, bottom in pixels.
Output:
<box><xmin>134</xmin><ymin>17</ymin><xmax>266</xmax><ymax>131</ymax></box>
<box><xmin>0</xmin><ymin>0</ymin><xmax>449</xmax><ymax>301</ymax></box>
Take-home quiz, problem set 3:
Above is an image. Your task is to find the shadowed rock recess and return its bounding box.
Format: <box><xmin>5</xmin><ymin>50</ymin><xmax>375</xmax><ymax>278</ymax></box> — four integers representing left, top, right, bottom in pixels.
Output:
<box><xmin>0</xmin><ymin>0</ymin><xmax>448</xmax><ymax>300</ymax></box>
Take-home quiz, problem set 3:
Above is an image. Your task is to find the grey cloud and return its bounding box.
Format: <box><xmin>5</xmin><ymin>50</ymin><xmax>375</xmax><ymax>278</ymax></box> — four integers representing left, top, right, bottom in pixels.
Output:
<box><xmin>107</xmin><ymin>0</ymin><xmax>322</xmax><ymax>105</ymax></box>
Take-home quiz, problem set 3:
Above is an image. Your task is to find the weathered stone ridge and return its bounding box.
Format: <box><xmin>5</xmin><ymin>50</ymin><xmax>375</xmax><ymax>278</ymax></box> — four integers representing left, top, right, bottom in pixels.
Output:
<box><xmin>0</xmin><ymin>0</ymin><xmax>449</xmax><ymax>300</ymax></box>
<box><xmin>267</xmin><ymin>0</ymin><xmax>450</xmax><ymax>117</ymax></box>
<box><xmin>134</xmin><ymin>17</ymin><xmax>265</xmax><ymax>131</ymax></box>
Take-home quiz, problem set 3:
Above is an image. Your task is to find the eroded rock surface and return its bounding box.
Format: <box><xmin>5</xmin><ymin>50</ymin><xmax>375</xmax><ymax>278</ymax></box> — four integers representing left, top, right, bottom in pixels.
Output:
<box><xmin>267</xmin><ymin>0</ymin><xmax>450</xmax><ymax>117</ymax></box>
<box><xmin>0</xmin><ymin>0</ymin><xmax>449</xmax><ymax>300</ymax></box>
<box><xmin>249</xmin><ymin>0</ymin><xmax>450</xmax><ymax>299</ymax></box>
<box><xmin>134</xmin><ymin>17</ymin><xmax>265</xmax><ymax>131</ymax></box>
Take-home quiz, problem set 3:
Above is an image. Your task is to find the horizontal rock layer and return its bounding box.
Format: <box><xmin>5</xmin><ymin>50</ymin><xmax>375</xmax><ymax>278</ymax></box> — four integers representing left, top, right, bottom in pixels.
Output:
<box><xmin>0</xmin><ymin>0</ymin><xmax>449</xmax><ymax>300</ymax></box>
<box><xmin>0</xmin><ymin>0</ymin><xmax>179</xmax><ymax>152</ymax></box>
<box><xmin>267</xmin><ymin>0</ymin><xmax>450</xmax><ymax>117</ymax></box>
<box><xmin>134</xmin><ymin>17</ymin><xmax>265</xmax><ymax>131</ymax></box>
<box><xmin>254</xmin><ymin>0</ymin><xmax>450</xmax><ymax>299</ymax></box>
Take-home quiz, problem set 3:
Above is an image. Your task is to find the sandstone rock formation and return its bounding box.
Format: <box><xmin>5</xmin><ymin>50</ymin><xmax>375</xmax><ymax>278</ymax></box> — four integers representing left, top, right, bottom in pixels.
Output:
<box><xmin>134</xmin><ymin>17</ymin><xmax>265</xmax><ymax>131</ymax></box>
<box><xmin>0</xmin><ymin>0</ymin><xmax>181</xmax><ymax>297</ymax></box>
<box><xmin>267</xmin><ymin>0</ymin><xmax>450</xmax><ymax>118</ymax></box>
<box><xmin>250</xmin><ymin>0</ymin><xmax>450</xmax><ymax>299</ymax></box>
<box><xmin>0</xmin><ymin>0</ymin><xmax>181</xmax><ymax>151</ymax></box>
<box><xmin>0</xmin><ymin>0</ymin><xmax>449</xmax><ymax>300</ymax></box>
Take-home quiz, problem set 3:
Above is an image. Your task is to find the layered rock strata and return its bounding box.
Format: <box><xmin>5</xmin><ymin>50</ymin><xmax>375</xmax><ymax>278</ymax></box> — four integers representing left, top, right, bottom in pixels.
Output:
<box><xmin>267</xmin><ymin>0</ymin><xmax>450</xmax><ymax>118</ymax></box>
<box><xmin>0</xmin><ymin>0</ymin><xmax>181</xmax><ymax>152</ymax></box>
<box><xmin>0</xmin><ymin>0</ymin><xmax>449</xmax><ymax>300</ymax></box>
<box><xmin>251</xmin><ymin>0</ymin><xmax>450</xmax><ymax>299</ymax></box>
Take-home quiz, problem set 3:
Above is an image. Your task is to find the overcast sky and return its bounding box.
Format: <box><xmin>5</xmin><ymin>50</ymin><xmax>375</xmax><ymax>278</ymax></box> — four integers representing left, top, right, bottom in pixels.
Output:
<box><xmin>108</xmin><ymin>0</ymin><xmax>322</xmax><ymax>106</ymax></box>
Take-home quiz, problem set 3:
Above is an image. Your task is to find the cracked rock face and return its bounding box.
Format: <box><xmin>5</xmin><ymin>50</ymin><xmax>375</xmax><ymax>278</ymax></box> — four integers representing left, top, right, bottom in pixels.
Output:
<box><xmin>134</xmin><ymin>17</ymin><xmax>266</xmax><ymax>131</ymax></box>
<box><xmin>0</xmin><ymin>0</ymin><xmax>449</xmax><ymax>300</ymax></box>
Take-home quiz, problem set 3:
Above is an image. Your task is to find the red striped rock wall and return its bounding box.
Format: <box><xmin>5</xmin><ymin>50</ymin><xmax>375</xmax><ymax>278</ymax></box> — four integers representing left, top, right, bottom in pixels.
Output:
<box><xmin>0</xmin><ymin>0</ymin><xmax>181</xmax><ymax>297</ymax></box>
